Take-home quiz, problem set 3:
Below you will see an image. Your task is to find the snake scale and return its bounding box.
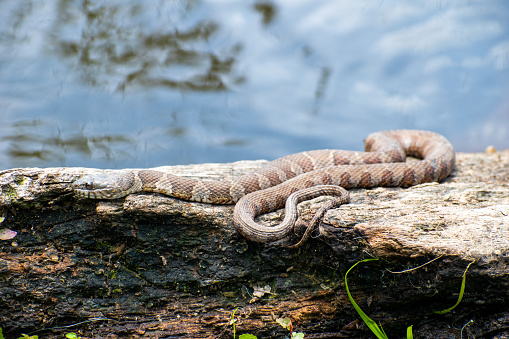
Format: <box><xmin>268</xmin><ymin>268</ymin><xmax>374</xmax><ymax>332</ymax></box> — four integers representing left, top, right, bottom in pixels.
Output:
<box><xmin>73</xmin><ymin>130</ymin><xmax>455</xmax><ymax>245</ymax></box>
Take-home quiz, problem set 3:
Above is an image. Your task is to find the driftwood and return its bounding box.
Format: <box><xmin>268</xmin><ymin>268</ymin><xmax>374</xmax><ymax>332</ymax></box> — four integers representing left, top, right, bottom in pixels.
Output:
<box><xmin>0</xmin><ymin>150</ymin><xmax>508</xmax><ymax>338</ymax></box>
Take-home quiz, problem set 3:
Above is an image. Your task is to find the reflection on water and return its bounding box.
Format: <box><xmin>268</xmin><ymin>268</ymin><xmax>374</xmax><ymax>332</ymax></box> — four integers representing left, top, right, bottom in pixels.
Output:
<box><xmin>253</xmin><ymin>1</ymin><xmax>277</xmax><ymax>26</ymax></box>
<box><xmin>53</xmin><ymin>1</ymin><xmax>244</xmax><ymax>92</ymax></box>
<box><xmin>311</xmin><ymin>66</ymin><xmax>332</xmax><ymax>116</ymax></box>
<box><xmin>3</xmin><ymin>119</ymin><xmax>132</xmax><ymax>164</ymax></box>
<box><xmin>1</xmin><ymin>0</ymin><xmax>248</xmax><ymax>168</ymax></box>
<box><xmin>0</xmin><ymin>1</ymin><xmax>508</xmax><ymax>170</ymax></box>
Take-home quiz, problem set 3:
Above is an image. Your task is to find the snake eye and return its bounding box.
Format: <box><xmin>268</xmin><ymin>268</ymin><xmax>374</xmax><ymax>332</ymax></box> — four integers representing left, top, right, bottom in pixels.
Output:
<box><xmin>85</xmin><ymin>182</ymin><xmax>94</xmax><ymax>190</ymax></box>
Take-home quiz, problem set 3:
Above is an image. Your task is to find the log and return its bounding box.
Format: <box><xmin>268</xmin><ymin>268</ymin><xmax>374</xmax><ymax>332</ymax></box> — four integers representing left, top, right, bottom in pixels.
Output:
<box><xmin>0</xmin><ymin>150</ymin><xmax>508</xmax><ymax>338</ymax></box>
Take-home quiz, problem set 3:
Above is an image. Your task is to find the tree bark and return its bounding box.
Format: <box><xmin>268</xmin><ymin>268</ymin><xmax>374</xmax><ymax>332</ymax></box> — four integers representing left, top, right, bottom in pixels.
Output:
<box><xmin>0</xmin><ymin>151</ymin><xmax>508</xmax><ymax>338</ymax></box>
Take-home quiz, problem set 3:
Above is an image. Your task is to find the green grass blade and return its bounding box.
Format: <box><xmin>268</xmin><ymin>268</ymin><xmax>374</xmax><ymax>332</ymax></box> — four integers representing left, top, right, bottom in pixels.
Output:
<box><xmin>345</xmin><ymin>259</ymin><xmax>388</xmax><ymax>339</ymax></box>
<box><xmin>434</xmin><ymin>261</ymin><xmax>474</xmax><ymax>314</ymax></box>
<box><xmin>407</xmin><ymin>325</ymin><xmax>413</xmax><ymax>339</ymax></box>
<box><xmin>232</xmin><ymin>307</ymin><xmax>238</xmax><ymax>338</ymax></box>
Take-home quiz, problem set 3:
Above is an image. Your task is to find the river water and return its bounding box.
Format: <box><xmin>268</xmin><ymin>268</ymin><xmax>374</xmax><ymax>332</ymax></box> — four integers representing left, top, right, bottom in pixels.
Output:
<box><xmin>1</xmin><ymin>0</ymin><xmax>508</xmax><ymax>170</ymax></box>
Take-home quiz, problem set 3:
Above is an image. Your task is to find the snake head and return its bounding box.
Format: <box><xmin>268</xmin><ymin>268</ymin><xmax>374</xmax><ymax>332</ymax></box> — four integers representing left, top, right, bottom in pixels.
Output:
<box><xmin>72</xmin><ymin>171</ymin><xmax>141</xmax><ymax>199</ymax></box>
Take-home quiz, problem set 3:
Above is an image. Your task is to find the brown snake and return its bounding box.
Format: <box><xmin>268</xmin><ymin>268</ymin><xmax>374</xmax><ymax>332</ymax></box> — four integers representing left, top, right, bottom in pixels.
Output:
<box><xmin>72</xmin><ymin>130</ymin><xmax>455</xmax><ymax>245</ymax></box>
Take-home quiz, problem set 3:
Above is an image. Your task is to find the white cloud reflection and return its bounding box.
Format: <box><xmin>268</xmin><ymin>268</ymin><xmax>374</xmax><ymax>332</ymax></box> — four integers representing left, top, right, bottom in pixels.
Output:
<box><xmin>489</xmin><ymin>40</ymin><xmax>509</xmax><ymax>70</ymax></box>
<box><xmin>376</xmin><ymin>7</ymin><xmax>503</xmax><ymax>56</ymax></box>
<box><xmin>208</xmin><ymin>0</ymin><xmax>508</xmax><ymax>153</ymax></box>
<box><xmin>351</xmin><ymin>82</ymin><xmax>425</xmax><ymax>112</ymax></box>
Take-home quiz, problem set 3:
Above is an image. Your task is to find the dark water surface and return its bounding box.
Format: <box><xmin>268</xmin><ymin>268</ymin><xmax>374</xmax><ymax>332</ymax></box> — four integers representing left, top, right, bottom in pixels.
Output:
<box><xmin>1</xmin><ymin>1</ymin><xmax>508</xmax><ymax>170</ymax></box>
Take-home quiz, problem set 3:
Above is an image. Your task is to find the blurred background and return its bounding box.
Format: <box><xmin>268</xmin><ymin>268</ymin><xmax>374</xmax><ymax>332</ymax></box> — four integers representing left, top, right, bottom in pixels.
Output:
<box><xmin>0</xmin><ymin>0</ymin><xmax>508</xmax><ymax>170</ymax></box>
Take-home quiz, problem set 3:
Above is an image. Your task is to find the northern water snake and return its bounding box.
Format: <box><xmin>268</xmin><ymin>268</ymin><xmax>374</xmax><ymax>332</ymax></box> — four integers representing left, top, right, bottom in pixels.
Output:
<box><xmin>72</xmin><ymin>130</ymin><xmax>455</xmax><ymax>245</ymax></box>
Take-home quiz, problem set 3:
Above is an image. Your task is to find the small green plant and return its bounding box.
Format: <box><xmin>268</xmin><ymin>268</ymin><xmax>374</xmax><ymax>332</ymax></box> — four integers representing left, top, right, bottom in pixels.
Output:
<box><xmin>276</xmin><ymin>317</ymin><xmax>305</xmax><ymax>338</ymax></box>
<box><xmin>434</xmin><ymin>261</ymin><xmax>474</xmax><ymax>314</ymax></box>
<box><xmin>345</xmin><ymin>258</ymin><xmax>475</xmax><ymax>338</ymax></box>
<box><xmin>0</xmin><ymin>327</ymin><xmax>4</xmax><ymax>339</ymax></box>
<box><xmin>231</xmin><ymin>307</ymin><xmax>258</xmax><ymax>339</ymax></box>
<box><xmin>66</xmin><ymin>333</ymin><xmax>82</xmax><ymax>339</ymax></box>
<box><xmin>345</xmin><ymin>259</ymin><xmax>392</xmax><ymax>339</ymax></box>
<box><xmin>18</xmin><ymin>334</ymin><xmax>38</xmax><ymax>339</ymax></box>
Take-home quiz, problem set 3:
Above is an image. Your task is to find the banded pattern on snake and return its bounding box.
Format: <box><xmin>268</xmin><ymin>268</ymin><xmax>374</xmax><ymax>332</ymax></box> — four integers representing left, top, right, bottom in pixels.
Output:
<box><xmin>72</xmin><ymin>130</ymin><xmax>455</xmax><ymax>244</ymax></box>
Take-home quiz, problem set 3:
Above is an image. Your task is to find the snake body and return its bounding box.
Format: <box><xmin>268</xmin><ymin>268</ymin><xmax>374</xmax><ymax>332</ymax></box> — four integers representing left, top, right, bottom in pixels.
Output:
<box><xmin>73</xmin><ymin>130</ymin><xmax>455</xmax><ymax>244</ymax></box>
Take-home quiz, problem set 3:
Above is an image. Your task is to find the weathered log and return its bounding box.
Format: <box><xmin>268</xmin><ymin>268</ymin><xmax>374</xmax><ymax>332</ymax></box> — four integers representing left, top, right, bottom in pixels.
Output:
<box><xmin>0</xmin><ymin>151</ymin><xmax>508</xmax><ymax>338</ymax></box>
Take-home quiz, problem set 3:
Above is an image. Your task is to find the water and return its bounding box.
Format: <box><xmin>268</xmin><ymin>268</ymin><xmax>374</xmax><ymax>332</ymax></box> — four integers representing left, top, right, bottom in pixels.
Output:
<box><xmin>1</xmin><ymin>0</ymin><xmax>508</xmax><ymax>170</ymax></box>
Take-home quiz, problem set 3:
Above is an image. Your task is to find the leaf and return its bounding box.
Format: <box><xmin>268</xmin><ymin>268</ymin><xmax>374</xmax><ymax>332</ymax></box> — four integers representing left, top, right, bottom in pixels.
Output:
<box><xmin>66</xmin><ymin>333</ymin><xmax>79</xmax><ymax>339</ymax></box>
<box><xmin>0</xmin><ymin>327</ymin><xmax>4</xmax><ymax>339</ymax></box>
<box><xmin>345</xmin><ymin>259</ymin><xmax>388</xmax><ymax>339</ymax></box>
<box><xmin>434</xmin><ymin>261</ymin><xmax>475</xmax><ymax>314</ymax></box>
<box><xmin>292</xmin><ymin>332</ymin><xmax>305</xmax><ymax>339</ymax></box>
<box><xmin>276</xmin><ymin>317</ymin><xmax>292</xmax><ymax>330</ymax></box>
<box><xmin>239</xmin><ymin>334</ymin><xmax>257</xmax><ymax>339</ymax></box>
<box><xmin>0</xmin><ymin>228</ymin><xmax>17</xmax><ymax>240</ymax></box>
